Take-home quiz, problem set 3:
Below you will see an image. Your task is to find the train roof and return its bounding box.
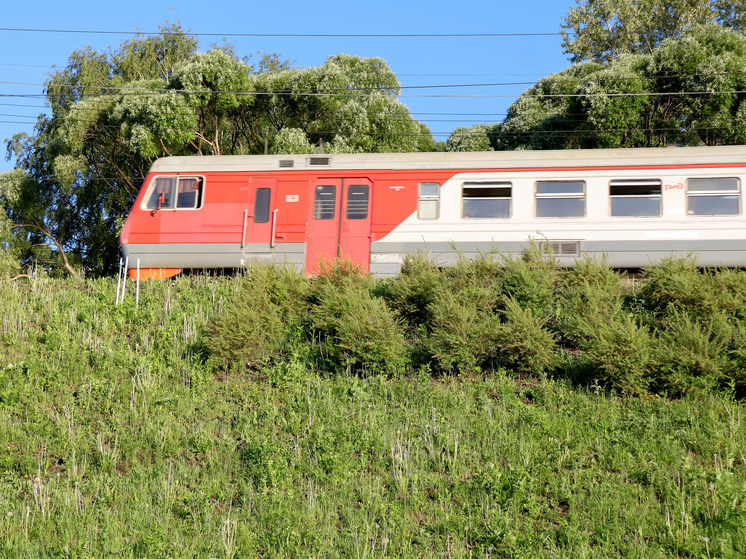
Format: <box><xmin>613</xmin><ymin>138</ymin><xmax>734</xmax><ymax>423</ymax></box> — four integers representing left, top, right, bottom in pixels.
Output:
<box><xmin>148</xmin><ymin>145</ymin><xmax>746</xmax><ymax>174</ymax></box>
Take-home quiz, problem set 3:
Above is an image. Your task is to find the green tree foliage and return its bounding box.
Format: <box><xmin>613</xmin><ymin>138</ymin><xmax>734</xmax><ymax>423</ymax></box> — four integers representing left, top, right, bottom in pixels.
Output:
<box><xmin>5</xmin><ymin>24</ymin><xmax>200</xmax><ymax>277</ymax></box>
<box><xmin>4</xmin><ymin>25</ymin><xmax>433</xmax><ymax>276</ymax></box>
<box><xmin>473</xmin><ymin>25</ymin><xmax>746</xmax><ymax>150</ymax></box>
<box><xmin>253</xmin><ymin>54</ymin><xmax>433</xmax><ymax>154</ymax></box>
<box><xmin>0</xmin><ymin>200</ymin><xmax>19</xmax><ymax>278</ymax></box>
<box><xmin>445</xmin><ymin>125</ymin><xmax>493</xmax><ymax>152</ymax></box>
<box><xmin>561</xmin><ymin>0</ymin><xmax>746</xmax><ymax>63</ymax></box>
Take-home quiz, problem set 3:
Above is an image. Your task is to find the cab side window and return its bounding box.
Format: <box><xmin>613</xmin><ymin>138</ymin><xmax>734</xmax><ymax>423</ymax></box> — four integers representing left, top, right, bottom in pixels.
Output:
<box><xmin>144</xmin><ymin>176</ymin><xmax>204</xmax><ymax>210</ymax></box>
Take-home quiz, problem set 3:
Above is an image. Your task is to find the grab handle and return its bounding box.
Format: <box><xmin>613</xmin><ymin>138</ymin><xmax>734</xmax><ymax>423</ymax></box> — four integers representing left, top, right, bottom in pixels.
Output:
<box><xmin>270</xmin><ymin>209</ymin><xmax>278</xmax><ymax>248</ymax></box>
<box><xmin>241</xmin><ymin>209</ymin><xmax>248</xmax><ymax>249</ymax></box>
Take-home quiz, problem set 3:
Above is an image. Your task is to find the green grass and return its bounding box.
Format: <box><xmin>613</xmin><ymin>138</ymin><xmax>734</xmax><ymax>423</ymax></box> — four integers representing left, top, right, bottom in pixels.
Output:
<box><xmin>0</xmin><ymin>275</ymin><xmax>744</xmax><ymax>557</ymax></box>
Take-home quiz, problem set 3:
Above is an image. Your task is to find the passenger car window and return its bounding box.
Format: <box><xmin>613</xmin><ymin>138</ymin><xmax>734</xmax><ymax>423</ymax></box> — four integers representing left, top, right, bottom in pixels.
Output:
<box><xmin>687</xmin><ymin>178</ymin><xmax>740</xmax><ymax>215</ymax></box>
<box><xmin>314</xmin><ymin>185</ymin><xmax>337</xmax><ymax>220</ymax></box>
<box><xmin>254</xmin><ymin>188</ymin><xmax>271</xmax><ymax>223</ymax></box>
<box><xmin>346</xmin><ymin>185</ymin><xmax>369</xmax><ymax>220</ymax></box>
<box><xmin>610</xmin><ymin>179</ymin><xmax>661</xmax><ymax>217</ymax></box>
<box><xmin>462</xmin><ymin>182</ymin><xmax>511</xmax><ymax>219</ymax></box>
<box><xmin>418</xmin><ymin>182</ymin><xmax>440</xmax><ymax>220</ymax></box>
<box><xmin>535</xmin><ymin>181</ymin><xmax>585</xmax><ymax>218</ymax></box>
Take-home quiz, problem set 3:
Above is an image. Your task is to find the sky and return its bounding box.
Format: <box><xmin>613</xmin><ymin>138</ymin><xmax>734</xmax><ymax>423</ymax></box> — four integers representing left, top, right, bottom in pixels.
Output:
<box><xmin>0</xmin><ymin>0</ymin><xmax>575</xmax><ymax>173</ymax></box>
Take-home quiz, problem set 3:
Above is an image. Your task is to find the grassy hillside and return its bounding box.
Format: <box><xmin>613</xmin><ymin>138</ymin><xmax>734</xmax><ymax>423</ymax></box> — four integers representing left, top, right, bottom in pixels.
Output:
<box><xmin>0</xmin><ymin>265</ymin><xmax>744</xmax><ymax>557</ymax></box>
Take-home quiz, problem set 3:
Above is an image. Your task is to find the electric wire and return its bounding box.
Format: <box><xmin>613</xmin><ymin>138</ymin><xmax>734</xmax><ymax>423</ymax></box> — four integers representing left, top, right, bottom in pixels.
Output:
<box><xmin>0</xmin><ymin>27</ymin><xmax>561</xmax><ymax>38</ymax></box>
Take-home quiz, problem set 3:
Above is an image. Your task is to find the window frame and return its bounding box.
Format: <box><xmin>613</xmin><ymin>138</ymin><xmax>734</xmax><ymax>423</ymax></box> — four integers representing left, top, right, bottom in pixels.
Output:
<box><xmin>253</xmin><ymin>188</ymin><xmax>271</xmax><ymax>224</ymax></box>
<box><xmin>345</xmin><ymin>184</ymin><xmax>370</xmax><ymax>220</ymax></box>
<box><xmin>461</xmin><ymin>182</ymin><xmax>512</xmax><ymax>219</ymax></box>
<box><xmin>609</xmin><ymin>179</ymin><xmax>662</xmax><ymax>217</ymax></box>
<box><xmin>686</xmin><ymin>177</ymin><xmax>741</xmax><ymax>216</ymax></box>
<box><xmin>313</xmin><ymin>184</ymin><xmax>337</xmax><ymax>220</ymax></box>
<box><xmin>417</xmin><ymin>182</ymin><xmax>440</xmax><ymax>220</ymax></box>
<box><xmin>535</xmin><ymin>180</ymin><xmax>586</xmax><ymax>218</ymax></box>
<box><xmin>142</xmin><ymin>175</ymin><xmax>205</xmax><ymax>211</ymax></box>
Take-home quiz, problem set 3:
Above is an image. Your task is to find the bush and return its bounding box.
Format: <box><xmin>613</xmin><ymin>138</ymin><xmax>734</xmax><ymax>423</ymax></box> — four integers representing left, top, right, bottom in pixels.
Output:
<box><xmin>383</xmin><ymin>251</ymin><xmax>445</xmax><ymax>329</ymax></box>
<box><xmin>577</xmin><ymin>311</ymin><xmax>654</xmax><ymax>396</ymax></box>
<box><xmin>652</xmin><ymin>308</ymin><xmax>731</xmax><ymax>396</ymax></box>
<box><xmin>556</xmin><ymin>258</ymin><xmax>627</xmax><ymax>347</ymax></box>
<box><xmin>205</xmin><ymin>265</ymin><xmax>308</xmax><ymax>373</ymax></box>
<box><xmin>497</xmin><ymin>244</ymin><xmax>559</xmax><ymax>317</ymax></box>
<box><xmin>491</xmin><ymin>297</ymin><xmax>556</xmax><ymax>374</ymax></box>
<box><xmin>639</xmin><ymin>255</ymin><xmax>746</xmax><ymax>320</ymax></box>
<box><xmin>561</xmin><ymin>255</ymin><xmax>624</xmax><ymax>293</ymax></box>
<box><xmin>202</xmin><ymin>254</ymin><xmax>746</xmax><ymax>398</ymax></box>
<box><xmin>310</xmin><ymin>261</ymin><xmax>407</xmax><ymax>376</ymax></box>
<box><xmin>726</xmin><ymin>320</ymin><xmax>746</xmax><ymax>398</ymax></box>
<box><xmin>426</xmin><ymin>285</ymin><xmax>500</xmax><ymax>374</ymax></box>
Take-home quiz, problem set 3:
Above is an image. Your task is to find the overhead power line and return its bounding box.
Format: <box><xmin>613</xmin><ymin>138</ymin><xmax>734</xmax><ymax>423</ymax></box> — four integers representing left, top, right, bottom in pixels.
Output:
<box><xmin>0</xmin><ymin>27</ymin><xmax>561</xmax><ymax>38</ymax></box>
<box><xmin>5</xmin><ymin>79</ymin><xmax>746</xmax><ymax>100</ymax></box>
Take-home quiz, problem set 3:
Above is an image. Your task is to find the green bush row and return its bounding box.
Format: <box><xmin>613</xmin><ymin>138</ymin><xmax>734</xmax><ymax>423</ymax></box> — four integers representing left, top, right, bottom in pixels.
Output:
<box><xmin>205</xmin><ymin>252</ymin><xmax>746</xmax><ymax>398</ymax></box>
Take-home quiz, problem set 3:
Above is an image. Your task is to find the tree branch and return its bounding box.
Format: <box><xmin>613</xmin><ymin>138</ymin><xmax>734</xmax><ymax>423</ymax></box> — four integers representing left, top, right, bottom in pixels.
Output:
<box><xmin>12</xmin><ymin>223</ymin><xmax>81</xmax><ymax>280</ymax></box>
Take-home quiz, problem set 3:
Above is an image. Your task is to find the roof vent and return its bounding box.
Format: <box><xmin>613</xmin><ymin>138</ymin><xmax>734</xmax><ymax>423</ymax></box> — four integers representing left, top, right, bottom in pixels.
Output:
<box><xmin>308</xmin><ymin>156</ymin><xmax>330</xmax><ymax>166</ymax></box>
<box><xmin>279</xmin><ymin>159</ymin><xmax>294</xmax><ymax>168</ymax></box>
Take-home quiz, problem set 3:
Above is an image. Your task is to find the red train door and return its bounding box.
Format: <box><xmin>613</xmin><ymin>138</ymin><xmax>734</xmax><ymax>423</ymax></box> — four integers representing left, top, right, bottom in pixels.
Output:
<box><xmin>305</xmin><ymin>178</ymin><xmax>372</xmax><ymax>274</ymax></box>
<box><xmin>245</xmin><ymin>177</ymin><xmax>276</xmax><ymax>247</ymax></box>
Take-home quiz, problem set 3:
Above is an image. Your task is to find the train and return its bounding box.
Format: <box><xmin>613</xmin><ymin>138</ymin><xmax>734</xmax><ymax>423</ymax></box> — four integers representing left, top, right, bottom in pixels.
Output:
<box><xmin>119</xmin><ymin>145</ymin><xmax>746</xmax><ymax>279</ymax></box>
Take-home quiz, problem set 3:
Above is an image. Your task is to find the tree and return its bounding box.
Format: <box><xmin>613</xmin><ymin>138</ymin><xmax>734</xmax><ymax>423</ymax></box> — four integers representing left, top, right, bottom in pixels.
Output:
<box><xmin>486</xmin><ymin>62</ymin><xmax>605</xmax><ymax>150</ymax></box>
<box><xmin>169</xmin><ymin>49</ymin><xmax>255</xmax><ymax>155</ymax></box>
<box><xmin>561</xmin><ymin>0</ymin><xmax>746</xmax><ymax>63</ymax></box>
<box><xmin>0</xmin><ymin>168</ymin><xmax>77</xmax><ymax>278</ymax></box>
<box><xmin>251</xmin><ymin>54</ymin><xmax>432</xmax><ymax>154</ymax></box>
<box><xmin>5</xmin><ymin>24</ymin><xmax>201</xmax><ymax>276</ymax></box>
<box><xmin>445</xmin><ymin>125</ymin><xmax>494</xmax><ymax>152</ymax></box>
<box><xmin>485</xmin><ymin>25</ymin><xmax>746</xmax><ymax>150</ymax></box>
<box><xmin>0</xmin><ymin>177</ymin><xmax>21</xmax><ymax>278</ymax></box>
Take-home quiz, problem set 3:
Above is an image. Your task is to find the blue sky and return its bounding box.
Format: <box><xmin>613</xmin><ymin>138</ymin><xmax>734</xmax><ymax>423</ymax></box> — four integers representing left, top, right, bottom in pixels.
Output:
<box><xmin>0</xmin><ymin>0</ymin><xmax>574</xmax><ymax>172</ymax></box>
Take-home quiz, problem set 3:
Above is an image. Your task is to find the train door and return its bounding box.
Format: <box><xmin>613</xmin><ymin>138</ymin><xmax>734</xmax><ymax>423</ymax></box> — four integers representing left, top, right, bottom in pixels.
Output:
<box><xmin>305</xmin><ymin>178</ymin><xmax>373</xmax><ymax>274</ymax></box>
<box><xmin>244</xmin><ymin>177</ymin><xmax>277</xmax><ymax>250</ymax></box>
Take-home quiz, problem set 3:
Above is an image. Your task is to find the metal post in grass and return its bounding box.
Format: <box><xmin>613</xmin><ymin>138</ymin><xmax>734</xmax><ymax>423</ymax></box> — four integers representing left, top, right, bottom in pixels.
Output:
<box><xmin>116</xmin><ymin>258</ymin><xmax>123</xmax><ymax>305</ymax></box>
<box><xmin>120</xmin><ymin>257</ymin><xmax>129</xmax><ymax>304</ymax></box>
<box><xmin>136</xmin><ymin>258</ymin><xmax>140</xmax><ymax>307</ymax></box>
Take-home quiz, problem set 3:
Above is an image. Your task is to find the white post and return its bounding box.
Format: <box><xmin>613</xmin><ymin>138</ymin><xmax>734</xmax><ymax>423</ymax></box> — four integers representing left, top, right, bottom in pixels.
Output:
<box><xmin>116</xmin><ymin>258</ymin><xmax>122</xmax><ymax>305</ymax></box>
<box><xmin>120</xmin><ymin>257</ymin><xmax>128</xmax><ymax>304</ymax></box>
<box><xmin>136</xmin><ymin>259</ymin><xmax>140</xmax><ymax>307</ymax></box>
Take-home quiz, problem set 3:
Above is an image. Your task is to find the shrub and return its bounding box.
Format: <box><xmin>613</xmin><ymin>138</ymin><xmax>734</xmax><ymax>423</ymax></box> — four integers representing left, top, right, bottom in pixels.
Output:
<box><xmin>497</xmin><ymin>244</ymin><xmax>559</xmax><ymax>318</ymax></box>
<box><xmin>310</xmin><ymin>258</ymin><xmax>376</xmax><ymax>294</ymax></box>
<box><xmin>638</xmin><ymin>255</ymin><xmax>746</xmax><ymax>320</ymax></box>
<box><xmin>441</xmin><ymin>249</ymin><xmax>503</xmax><ymax>294</ymax></box>
<box><xmin>577</xmin><ymin>311</ymin><xmax>654</xmax><ymax>396</ymax></box>
<box><xmin>726</xmin><ymin>320</ymin><xmax>746</xmax><ymax>398</ymax></box>
<box><xmin>652</xmin><ymin>308</ymin><xmax>731</xmax><ymax>396</ymax></box>
<box><xmin>561</xmin><ymin>255</ymin><xmax>624</xmax><ymax>293</ymax></box>
<box><xmin>310</xmin><ymin>262</ymin><xmax>407</xmax><ymax>376</ymax></box>
<box><xmin>384</xmin><ymin>251</ymin><xmax>445</xmax><ymax>329</ymax></box>
<box><xmin>205</xmin><ymin>264</ymin><xmax>308</xmax><ymax>373</ymax></box>
<box><xmin>556</xmin><ymin>261</ymin><xmax>627</xmax><ymax>348</ymax></box>
<box><xmin>491</xmin><ymin>297</ymin><xmax>556</xmax><ymax>374</ymax></box>
<box><xmin>640</xmin><ymin>254</ymin><xmax>702</xmax><ymax>310</ymax></box>
<box><xmin>426</xmin><ymin>285</ymin><xmax>500</xmax><ymax>374</ymax></box>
